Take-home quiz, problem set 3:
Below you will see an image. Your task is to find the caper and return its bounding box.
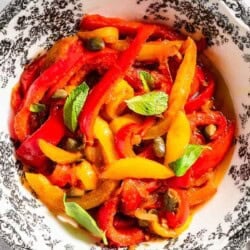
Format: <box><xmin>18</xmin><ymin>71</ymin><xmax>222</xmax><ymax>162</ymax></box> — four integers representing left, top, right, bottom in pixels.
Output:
<box><xmin>163</xmin><ymin>189</ymin><xmax>179</xmax><ymax>213</ymax></box>
<box><xmin>85</xmin><ymin>37</ymin><xmax>105</xmax><ymax>51</ymax></box>
<box><xmin>153</xmin><ymin>136</ymin><xmax>166</xmax><ymax>158</ymax></box>
<box><xmin>204</xmin><ymin>124</ymin><xmax>217</xmax><ymax>138</ymax></box>
<box><xmin>64</xmin><ymin>138</ymin><xmax>80</xmax><ymax>151</ymax></box>
<box><xmin>52</xmin><ymin>88</ymin><xmax>68</xmax><ymax>99</ymax></box>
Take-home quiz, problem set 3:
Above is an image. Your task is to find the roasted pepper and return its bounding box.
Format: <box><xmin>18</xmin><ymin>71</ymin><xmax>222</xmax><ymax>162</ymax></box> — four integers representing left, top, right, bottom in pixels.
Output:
<box><xmin>14</xmin><ymin>38</ymin><xmax>85</xmax><ymax>141</ymax></box>
<box><xmin>164</xmin><ymin>188</ymin><xmax>190</xmax><ymax>229</ymax></box>
<box><xmin>114</xmin><ymin>117</ymin><xmax>154</xmax><ymax>158</ymax></box>
<box><xmin>80</xmin><ymin>14</ymin><xmax>183</xmax><ymax>40</ymax></box>
<box><xmin>144</xmin><ymin>37</ymin><xmax>197</xmax><ymax>139</ymax></box>
<box><xmin>94</xmin><ymin>116</ymin><xmax>118</xmax><ymax>164</ymax></box>
<box><xmin>101</xmin><ymin>157</ymin><xmax>174</xmax><ymax>180</ymax></box>
<box><xmin>188</xmin><ymin>111</ymin><xmax>235</xmax><ymax>178</ymax></box>
<box><xmin>38</xmin><ymin>139</ymin><xmax>82</xmax><ymax>164</ymax></box>
<box><xmin>79</xmin><ymin>24</ymin><xmax>156</xmax><ymax>144</ymax></box>
<box><xmin>165</xmin><ymin>110</ymin><xmax>191</xmax><ymax>165</ymax></box>
<box><xmin>16</xmin><ymin>110</ymin><xmax>66</xmax><ymax>173</ymax></box>
<box><xmin>25</xmin><ymin>173</ymin><xmax>64</xmax><ymax>214</ymax></box>
<box><xmin>97</xmin><ymin>197</ymin><xmax>145</xmax><ymax>246</ymax></box>
<box><xmin>67</xmin><ymin>180</ymin><xmax>119</xmax><ymax>210</ymax></box>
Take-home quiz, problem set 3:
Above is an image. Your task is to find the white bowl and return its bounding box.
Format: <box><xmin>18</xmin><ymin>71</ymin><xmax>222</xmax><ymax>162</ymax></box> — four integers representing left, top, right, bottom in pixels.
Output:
<box><xmin>0</xmin><ymin>0</ymin><xmax>249</xmax><ymax>249</ymax></box>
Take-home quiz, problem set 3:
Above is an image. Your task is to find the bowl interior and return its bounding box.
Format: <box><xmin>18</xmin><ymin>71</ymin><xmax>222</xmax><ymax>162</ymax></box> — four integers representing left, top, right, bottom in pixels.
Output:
<box><xmin>0</xmin><ymin>0</ymin><xmax>249</xmax><ymax>249</ymax></box>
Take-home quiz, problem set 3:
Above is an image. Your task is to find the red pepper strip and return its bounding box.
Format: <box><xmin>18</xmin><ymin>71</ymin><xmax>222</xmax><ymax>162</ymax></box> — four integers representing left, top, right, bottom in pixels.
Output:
<box><xmin>16</xmin><ymin>110</ymin><xmax>66</xmax><ymax>174</ymax></box>
<box><xmin>81</xmin><ymin>14</ymin><xmax>183</xmax><ymax>40</ymax></box>
<box><xmin>97</xmin><ymin>197</ymin><xmax>145</xmax><ymax>246</ymax></box>
<box><xmin>188</xmin><ymin>111</ymin><xmax>227</xmax><ymax>141</ymax></box>
<box><xmin>125</xmin><ymin>66</ymin><xmax>173</xmax><ymax>94</ymax></box>
<box><xmin>185</xmin><ymin>76</ymin><xmax>215</xmax><ymax>114</ymax></box>
<box><xmin>189</xmin><ymin>65</ymin><xmax>205</xmax><ymax>97</ymax></box>
<box><xmin>14</xmin><ymin>40</ymin><xmax>84</xmax><ymax>142</ymax></box>
<box><xmin>191</xmin><ymin>122</ymin><xmax>235</xmax><ymax>178</ymax></box>
<box><xmin>120</xmin><ymin>179</ymin><xmax>143</xmax><ymax>214</ymax></box>
<box><xmin>20</xmin><ymin>55</ymin><xmax>46</xmax><ymax>95</ymax></box>
<box><xmin>46</xmin><ymin>48</ymin><xmax>118</xmax><ymax>98</ymax></box>
<box><xmin>114</xmin><ymin>117</ymin><xmax>155</xmax><ymax>158</ymax></box>
<box><xmin>79</xmin><ymin>25</ymin><xmax>156</xmax><ymax>144</ymax></box>
<box><xmin>165</xmin><ymin>189</ymin><xmax>190</xmax><ymax>229</ymax></box>
<box><xmin>10</xmin><ymin>83</ymin><xmax>23</xmax><ymax>115</ymax></box>
<box><xmin>165</xmin><ymin>169</ymin><xmax>193</xmax><ymax>189</ymax></box>
<box><xmin>48</xmin><ymin>164</ymin><xmax>77</xmax><ymax>188</ymax></box>
<box><xmin>114</xmin><ymin>123</ymin><xmax>138</xmax><ymax>158</ymax></box>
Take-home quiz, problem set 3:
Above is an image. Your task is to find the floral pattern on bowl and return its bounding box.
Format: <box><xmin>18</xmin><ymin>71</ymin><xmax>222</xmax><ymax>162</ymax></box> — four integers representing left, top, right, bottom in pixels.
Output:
<box><xmin>0</xmin><ymin>0</ymin><xmax>249</xmax><ymax>249</ymax></box>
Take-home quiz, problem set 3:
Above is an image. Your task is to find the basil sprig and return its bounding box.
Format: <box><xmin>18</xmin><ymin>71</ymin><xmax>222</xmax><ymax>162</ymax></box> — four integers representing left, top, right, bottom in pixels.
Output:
<box><xmin>63</xmin><ymin>83</ymin><xmax>89</xmax><ymax>132</ymax></box>
<box><xmin>63</xmin><ymin>195</ymin><xmax>107</xmax><ymax>244</ymax></box>
<box><xmin>170</xmin><ymin>144</ymin><xmax>210</xmax><ymax>176</ymax></box>
<box><xmin>126</xmin><ymin>91</ymin><xmax>168</xmax><ymax>116</ymax></box>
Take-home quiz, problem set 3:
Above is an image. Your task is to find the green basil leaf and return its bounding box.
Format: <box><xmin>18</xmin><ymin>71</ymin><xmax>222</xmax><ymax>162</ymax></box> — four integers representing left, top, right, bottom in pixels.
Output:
<box><xmin>29</xmin><ymin>103</ymin><xmax>46</xmax><ymax>113</ymax></box>
<box><xmin>139</xmin><ymin>70</ymin><xmax>155</xmax><ymax>92</ymax></box>
<box><xmin>170</xmin><ymin>144</ymin><xmax>210</xmax><ymax>177</ymax></box>
<box><xmin>63</xmin><ymin>194</ymin><xmax>107</xmax><ymax>245</ymax></box>
<box><xmin>125</xmin><ymin>91</ymin><xmax>168</xmax><ymax>116</ymax></box>
<box><xmin>63</xmin><ymin>83</ymin><xmax>89</xmax><ymax>132</ymax></box>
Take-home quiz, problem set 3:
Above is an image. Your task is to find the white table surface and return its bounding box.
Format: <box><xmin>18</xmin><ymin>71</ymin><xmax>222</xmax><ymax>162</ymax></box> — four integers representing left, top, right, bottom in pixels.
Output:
<box><xmin>0</xmin><ymin>1</ymin><xmax>249</xmax><ymax>250</ymax></box>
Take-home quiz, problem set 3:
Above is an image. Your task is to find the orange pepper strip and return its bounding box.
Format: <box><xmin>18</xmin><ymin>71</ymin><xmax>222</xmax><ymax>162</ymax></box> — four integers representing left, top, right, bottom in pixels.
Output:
<box><xmin>67</xmin><ymin>180</ymin><xmax>119</xmax><ymax>210</ymax></box>
<box><xmin>111</xmin><ymin>40</ymin><xmax>183</xmax><ymax>62</ymax></box>
<box><xmin>25</xmin><ymin>173</ymin><xmax>64</xmax><ymax>214</ymax></box>
<box><xmin>187</xmin><ymin>179</ymin><xmax>217</xmax><ymax>207</ymax></box>
<box><xmin>101</xmin><ymin>157</ymin><xmax>174</xmax><ymax>180</ymax></box>
<box><xmin>38</xmin><ymin>139</ymin><xmax>82</xmax><ymax>164</ymax></box>
<box><xmin>144</xmin><ymin>37</ymin><xmax>197</xmax><ymax>139</ymax></box>
<box><xmin>137</xmin><ymin>40</ymin><xmax>183</xmax><ymax>62</ymax></box>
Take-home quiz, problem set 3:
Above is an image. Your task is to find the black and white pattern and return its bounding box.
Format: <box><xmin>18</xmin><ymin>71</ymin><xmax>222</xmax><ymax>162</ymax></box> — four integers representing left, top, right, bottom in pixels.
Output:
<box><xmin>0</xmin><ymin>0</ymin><xmax>249</xmax><ymax>249</ymax></box>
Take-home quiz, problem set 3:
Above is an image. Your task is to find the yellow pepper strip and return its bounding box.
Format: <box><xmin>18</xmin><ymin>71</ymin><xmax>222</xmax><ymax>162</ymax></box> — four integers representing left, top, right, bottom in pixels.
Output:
<box><xmin>101</xmin><ymin>157</ymin><xmax>174</xmax><ymax>180</ymax></box>
<box><xmin>150</xmin><ymin>221</ymin><xmax>177</xmax><ymax>238</ymax></box>
<box><xmin>105</xmin><ymin>79</ymin><xmax>134</xmax><ymax>119</ymax></box>
<box><xmin>72</xmin><ymin>161</ymin><xmax>98</xmax><ymax>190</ymax></box>
<box><xmin>137</xmin><ymin>40</ymin><xmax>183</xmax><ymax>62</ymax></box>
<box><xmin>164</xmin><ymin>110</ymin><xmax>191</xmax><ymax>165</ymax></box>
<box><xmin>77</xmin><ymin>27</ymin><xmax>119</xmax><ymax>43</ymax></box>
<box><xmin>25</xmin><ymin>173</ymin><xmax>64</xmax><ymax>214</ymax></box>
<box><xmin>38</xmin><ymin>139</ymin><xmax>82</xmax><ymax>164</ymax></box>
<box><xmin>111</xmin><ymin>40</ymin><xmax>182</xmax><ymax>62</ymax></box>
<box><xmin>134</xmin><ymin>209</ymin><xmax>176</xmax><ymax>238</ymax></box>
<box><xmin>93</xmin><ymin>116</ymin><xmax>118</xmax><ymax>164</ymax></box>
<box><xmin>110</xmin><ymin>39</ymin><xmax>130</xmax><ymax>51</ymax></box>
<box><xmin>67</xmin><ymin>180</ymin><xmax>119</xmax><ymax>210</ymax></box>
<box><xmin>144</xmin><ymin>37</ymin><xmax>197</xmax><ymax>139</ymax></box>
<box><xmin>109</xmin><ymin>113</ymin><xmax>142</xmax><ymax>134</ymax></box>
